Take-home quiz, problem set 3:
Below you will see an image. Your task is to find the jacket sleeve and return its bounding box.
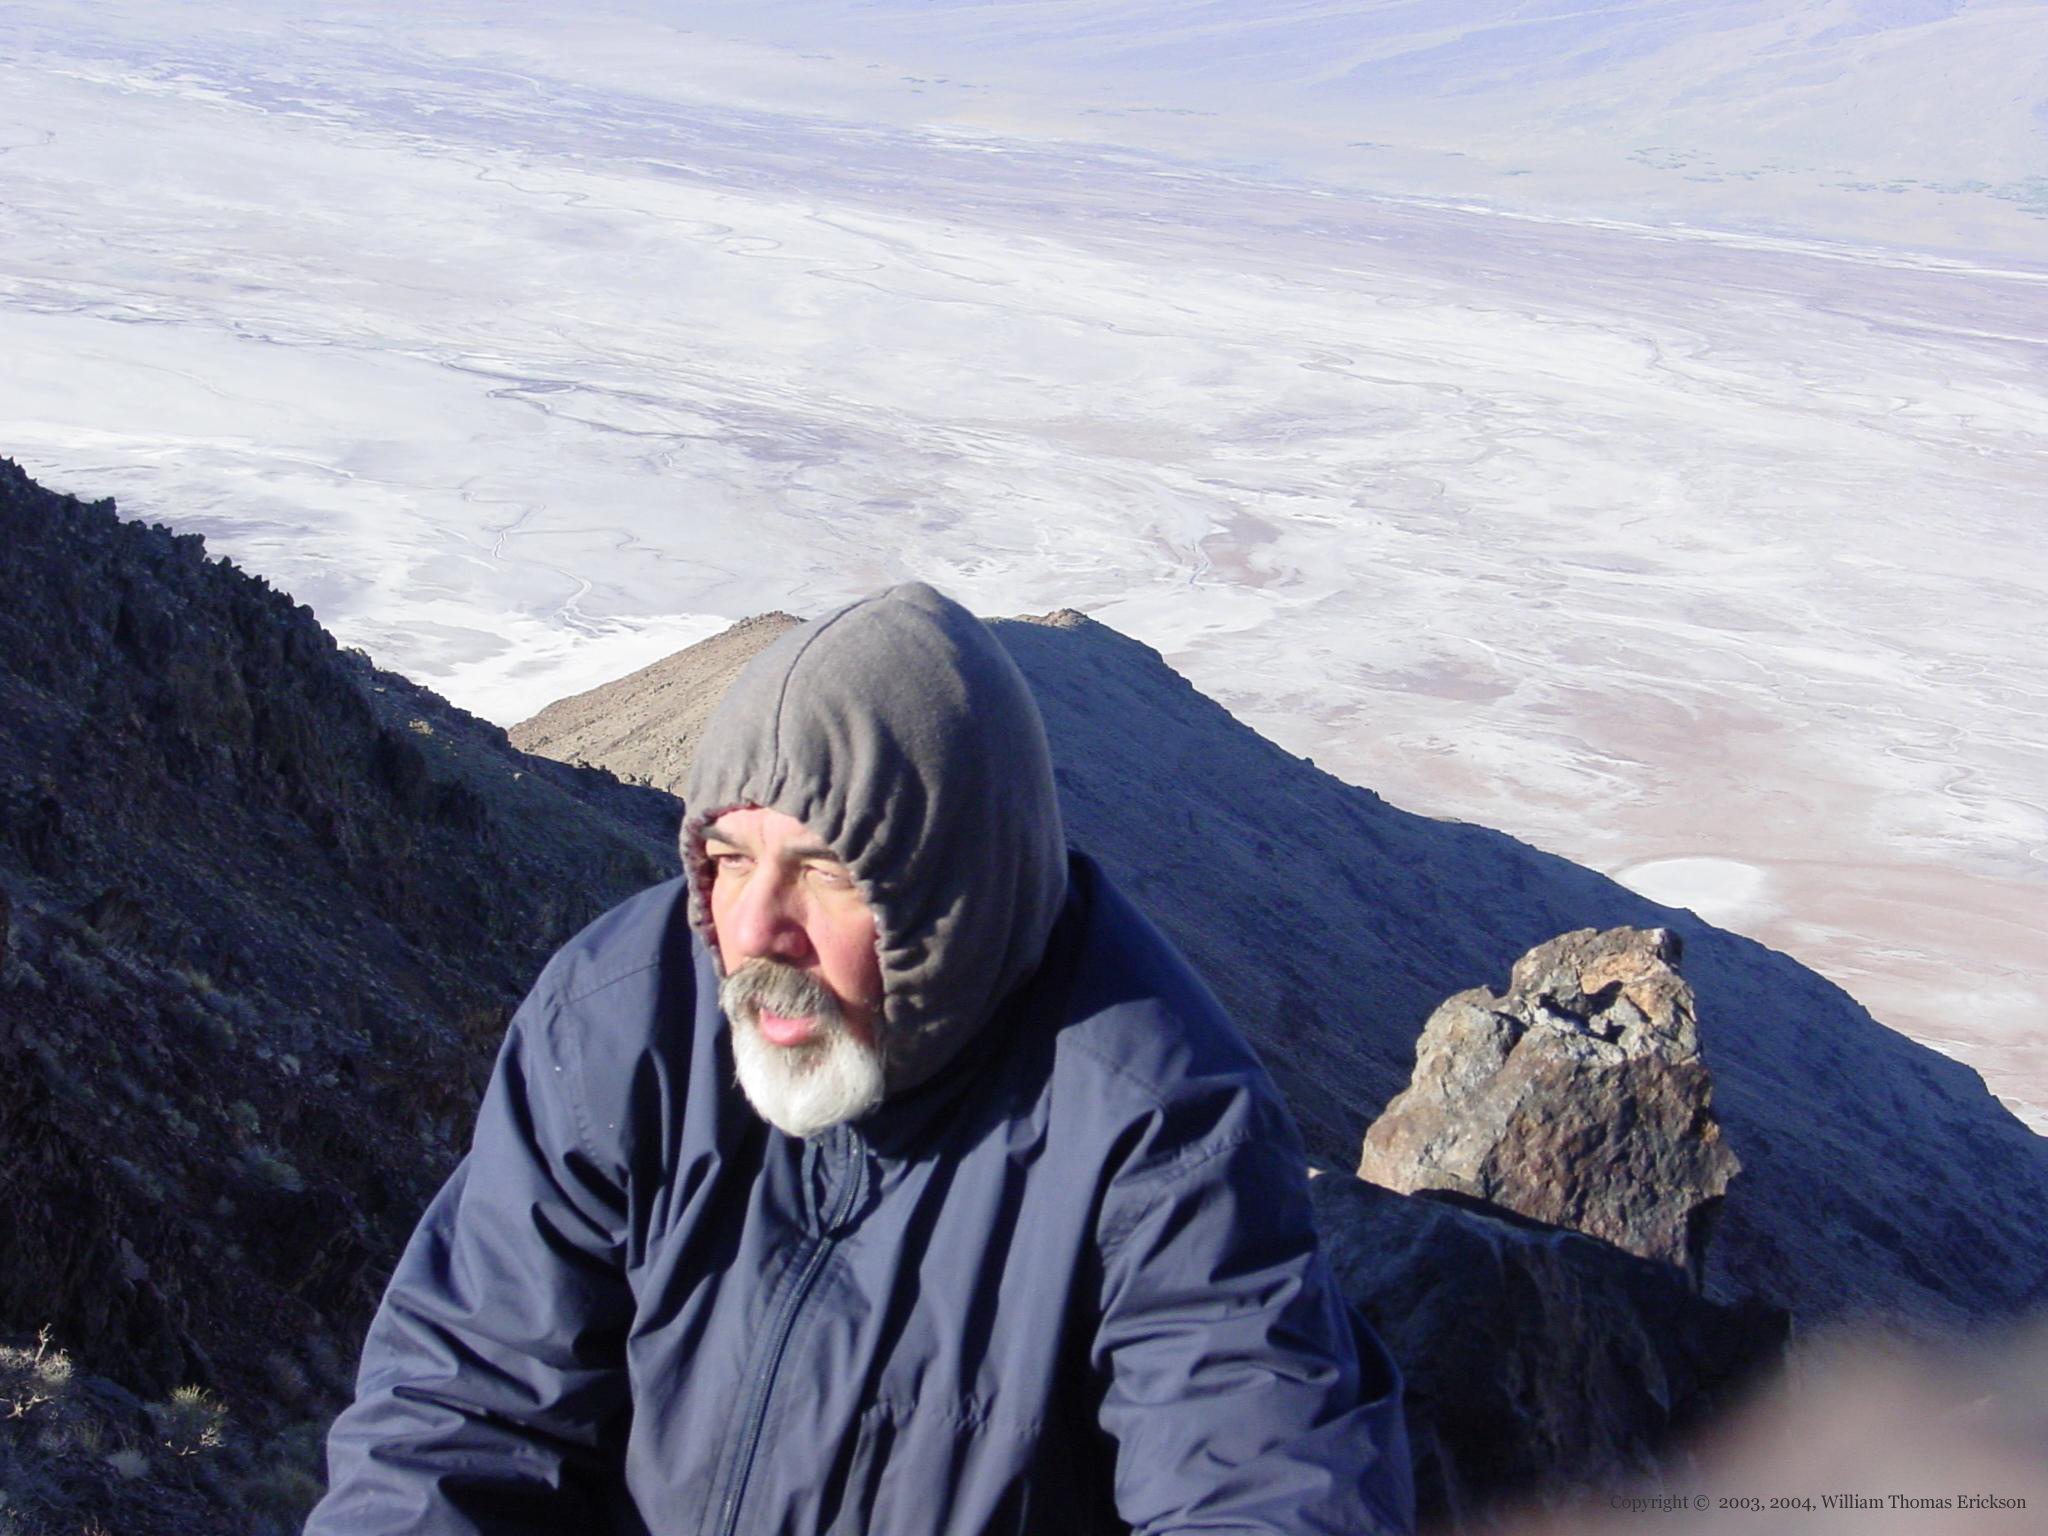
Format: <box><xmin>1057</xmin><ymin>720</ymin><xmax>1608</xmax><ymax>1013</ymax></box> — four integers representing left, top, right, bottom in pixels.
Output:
<box><xmin>306</xmin><ymin>988</ymin><xmax>637</xmax><ymax>1535</ymax></box>
<box><xmin>1093</xmin><ymin>1133</ymin><xmax>1415</xmax><ymax>1536</ymax></box>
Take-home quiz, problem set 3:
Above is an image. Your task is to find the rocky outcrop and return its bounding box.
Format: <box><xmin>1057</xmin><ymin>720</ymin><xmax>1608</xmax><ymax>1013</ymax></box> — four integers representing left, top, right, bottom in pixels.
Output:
<box><xmin>1358</xmin><ymin>927</ymin><xmax>1738</xmax><ymax>1286</ymax></box>
<box><xmin>1327</xmin><ymin>930</ymin><xmax>1785</xmax><ymax>1527</ymax></box>
<box><xmin>1313</xmin><ymin>1175</ymin><xmax>1789</xmax><ymax>1531</ymax></box>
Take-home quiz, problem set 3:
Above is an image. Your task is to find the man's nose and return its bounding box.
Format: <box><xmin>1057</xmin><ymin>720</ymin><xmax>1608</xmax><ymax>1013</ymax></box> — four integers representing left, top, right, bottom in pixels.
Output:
<box><xmin>726</xmin><ymin>872</ymin><xmax>812</xmax><ymax>962</ymax></box>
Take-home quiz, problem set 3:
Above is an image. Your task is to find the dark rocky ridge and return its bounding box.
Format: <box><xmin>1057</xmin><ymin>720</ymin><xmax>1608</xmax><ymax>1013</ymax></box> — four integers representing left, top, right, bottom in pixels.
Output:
<box><xmin>1311</xmin><ymin>1173</ymin><xmax>1788</xmax><ymax>1530</ymax></box>
<box><xmin>514</xmin><ymin>610</ymin><xmax>2048</xmax><ymax>1330</ymax></box>
<box><xmin>0</xmin><ymin>459</ymin><xmax>679</xmax><ymax>1531</ymax></box>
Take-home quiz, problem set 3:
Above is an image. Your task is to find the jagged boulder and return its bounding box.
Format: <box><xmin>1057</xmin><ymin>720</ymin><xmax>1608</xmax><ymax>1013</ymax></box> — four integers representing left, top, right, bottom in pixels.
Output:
<box><xmin>1358</xmin><ymin>926</ymin><xmax>1738</xmax><ymax>1284</ymax></box>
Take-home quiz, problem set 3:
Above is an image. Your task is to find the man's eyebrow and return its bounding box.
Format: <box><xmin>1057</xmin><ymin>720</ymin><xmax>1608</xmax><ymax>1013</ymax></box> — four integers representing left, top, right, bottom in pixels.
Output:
<box><xmin>787</xmin><ymin>842</ymin><xmax>849</xmax><ymax>865</ymax></box>
<box><xmin>703</xmin><ymin>830</ymin><xmax>846</xmax><ymax>866</ymax></box>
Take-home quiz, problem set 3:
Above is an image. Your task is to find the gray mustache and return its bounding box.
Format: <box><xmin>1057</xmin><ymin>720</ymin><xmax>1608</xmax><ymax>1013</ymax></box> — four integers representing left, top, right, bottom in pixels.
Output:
<box><xmin>721</xmin><ymin>958</ymin><xmax>844</xmax><ymax>1031</ymax></box>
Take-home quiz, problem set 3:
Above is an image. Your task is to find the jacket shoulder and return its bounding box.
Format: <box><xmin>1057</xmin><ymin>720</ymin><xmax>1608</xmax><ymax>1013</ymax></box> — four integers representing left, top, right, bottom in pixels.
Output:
<box><xmin>1051</xmin><ymin>860</ymin><xmax>1303</xmax><ymax>1174</ymax></box>
<box><xmin>517</xmin><ymin>879</ymin><xmax>710</xmax><ymax>1170</ymax></box>
<box><xmin>530</xmin><ymin>876</ymin><xmax>697</xmax><ymax>1009</ymax></box>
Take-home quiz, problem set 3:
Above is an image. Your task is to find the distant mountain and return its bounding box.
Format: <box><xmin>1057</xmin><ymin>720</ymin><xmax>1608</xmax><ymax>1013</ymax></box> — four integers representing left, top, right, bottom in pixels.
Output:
<box><xmin>674</xmin><ymin>0</ymin><xmax>2048</xmax><ymax>256</ymax></box>
<box><xmin>0</xmin><ymin>459</ymin><xmax>678</xmax><ymax>1532</ymax></box>
<box><xmin>514</xmin><ymin>609</ymin><xmax>2048</xmax><ymax>1329</ymax></box>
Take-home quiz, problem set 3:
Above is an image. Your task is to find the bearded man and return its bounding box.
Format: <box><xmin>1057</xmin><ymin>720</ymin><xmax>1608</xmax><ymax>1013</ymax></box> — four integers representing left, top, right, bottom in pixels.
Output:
<box><xmin>310</xmin><ymin>583</ymin><xmax>1412</xmax><ymax>1535</ymax></box>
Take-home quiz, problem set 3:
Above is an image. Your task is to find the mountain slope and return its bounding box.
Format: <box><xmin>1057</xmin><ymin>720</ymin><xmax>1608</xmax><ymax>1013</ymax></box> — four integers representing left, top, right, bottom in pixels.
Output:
<box><xmin>0</xmin><ymin>459</ymin><xmax>680</xmax><ymax>1532</ymax></box>
<box><xmin>515</xmin><ymin>609</ymin><xmax>2048</xmax><ymax>1328</ymax></box>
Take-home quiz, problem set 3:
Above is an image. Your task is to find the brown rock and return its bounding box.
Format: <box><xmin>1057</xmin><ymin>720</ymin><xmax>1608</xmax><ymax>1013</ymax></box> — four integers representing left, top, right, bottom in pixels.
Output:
<box><xmin>1358</xmin><ymin>926</ymin><xmax>1738</xmax><ymax>1285</ymax></box>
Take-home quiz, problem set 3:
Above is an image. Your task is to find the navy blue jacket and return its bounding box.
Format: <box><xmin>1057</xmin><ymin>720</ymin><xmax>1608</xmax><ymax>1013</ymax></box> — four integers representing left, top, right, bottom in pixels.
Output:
<box><xmin>311</xmin><ymin>858</ymin><xmax>1413</xmax><ymax>1534</ymax></box>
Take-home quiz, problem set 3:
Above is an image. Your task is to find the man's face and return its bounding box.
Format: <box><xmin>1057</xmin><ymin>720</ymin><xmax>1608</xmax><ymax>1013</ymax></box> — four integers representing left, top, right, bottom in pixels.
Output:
<box><xmin>704</xmin><ymin>806</ymin><xmax>886</xmax><ymax>1136</ymax></box>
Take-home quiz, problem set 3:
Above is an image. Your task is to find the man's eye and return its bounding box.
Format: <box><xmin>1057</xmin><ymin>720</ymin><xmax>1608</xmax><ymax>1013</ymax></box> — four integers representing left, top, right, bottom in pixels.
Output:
<box><xmin>709</xmin><ymin>851</ymin><xmax>752</xmax><ymax>875</ymax></box>
<box><xmin>807</xmin><ymin>864</ymin><xmax>855</xmax><ymax>890</ymax></box>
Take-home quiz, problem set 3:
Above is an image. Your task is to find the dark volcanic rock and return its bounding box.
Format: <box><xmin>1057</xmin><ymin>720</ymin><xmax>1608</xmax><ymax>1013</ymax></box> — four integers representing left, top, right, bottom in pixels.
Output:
<box><xmin>1359</xmin><ymin>926</ymin><xmax>1738</xmax><ymax>1284</ymax></box>
<box><xmin>0</xmin><ymin>459</ymin><xmax>681</xmax><ymax>1534</ymax></box>
<box><xmin>1312</xmin><ymin>1174</ymin><xmax>1790</xmax><ymax>1531</ymax></box>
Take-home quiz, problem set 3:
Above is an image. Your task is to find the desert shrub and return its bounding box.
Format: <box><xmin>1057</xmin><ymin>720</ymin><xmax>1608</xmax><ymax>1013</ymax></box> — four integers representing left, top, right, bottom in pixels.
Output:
<box><xmin>148</xmin><ymin>1386</ymin><xmax>226</xmax><ymax>1458</ymax></box>
<box><xmin>241</xmin><ymin>1147</ymin><xmax>303</xmax><ymax>1193</ymax></box>
<box><xmin>301</xmin><ymin>1334</ymin><xmax>349</xmax><ymax>1397</ymax></box>
<box><xmin>0</xmin><ymin>1328</ymin><xmax>71</xmax><ymax>1419</ymax></box>
<box><xmin>171</xmin><ymin>966</ymin><xmax>216</xmax><ymax>995</ymax></box>
<box><xmin>262</xmin><ymin>1353</ymin><xmax>309</xmax><ymax>1406</ymax></box>
<box><xmin>221</xmin><ymin>993</ymin><xmax>262</xmax><ymax>1037</ymax></box>
<box><xmin>0</xmin><ymin>1329</ymin><xmax>92</xmax><ymax>1533</ymax></box>
<box><xmin>104</xmin><ymin>1155</ymin><xmax>168</xmax><ymax>1204</ymax></box>
<box><xmin>236</xmin><ymin>1461</ymin><xmax>324</xmax><ymax>1528</ymax></box>
<box><xmin>47</xmin><ymin>939</ymin><xmax>114</xmax><ymax>1003</ymax></box>
<box><xmin>149</xmin><ymin>1093</ymin><xmax>200</xmax><ymax>1142</ymax></box>
<box><xmin>226</xmin><ymin>1416</ymin><xmax>330</xmax><ymax>1532</ymax></box>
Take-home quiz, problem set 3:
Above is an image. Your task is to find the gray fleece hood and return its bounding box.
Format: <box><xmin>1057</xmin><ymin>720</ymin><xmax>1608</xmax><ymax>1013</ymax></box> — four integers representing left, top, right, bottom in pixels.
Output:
<box><xmin>682</xmin><ymin>583</ymin><xmax>1069</xmax><ymax>1096</ymax></box>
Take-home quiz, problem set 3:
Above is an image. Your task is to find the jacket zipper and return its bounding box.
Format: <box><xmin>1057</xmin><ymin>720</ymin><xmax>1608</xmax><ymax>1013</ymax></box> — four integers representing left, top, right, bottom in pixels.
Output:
<box><xmin>712</xmin><ymin>1127</ymin><xmax>864</xmax><ymax>1536</ymax></box>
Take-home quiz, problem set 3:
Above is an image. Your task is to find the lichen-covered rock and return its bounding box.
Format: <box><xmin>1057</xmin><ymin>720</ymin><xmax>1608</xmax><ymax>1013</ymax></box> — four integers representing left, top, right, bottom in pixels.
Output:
<box><xmin>1359</xmin><ymin>926</ymin><xmax>1738</xmax><ymax>1284</ymax></box>
<box><xmin>1312</xmin><ymin>1174</ymin><xmax>1789</xmax><ymax>1531</ymax></box>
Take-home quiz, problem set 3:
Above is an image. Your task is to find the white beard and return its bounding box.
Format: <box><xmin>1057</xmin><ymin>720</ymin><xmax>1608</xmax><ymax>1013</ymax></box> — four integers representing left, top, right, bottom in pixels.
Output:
<box><xmin>722</xmin><ymin>959</ymin><xmax>885</xmax><ymax>1139</ymax></box>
